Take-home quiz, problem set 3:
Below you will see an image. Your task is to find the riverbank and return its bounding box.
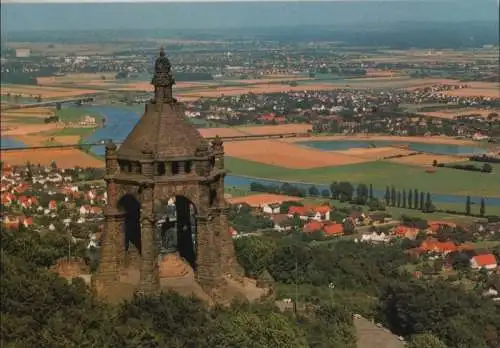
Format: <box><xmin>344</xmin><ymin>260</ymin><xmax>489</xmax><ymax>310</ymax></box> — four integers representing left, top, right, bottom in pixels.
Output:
<box><xmin>224</xmin><ymin>173</ymin><xmax>500</xmax><ymax>206</ymax></box>
<box><xmin>283</xmin><ymin>134</ymin><xmax>482</xmax><ymax>146</ymax></box>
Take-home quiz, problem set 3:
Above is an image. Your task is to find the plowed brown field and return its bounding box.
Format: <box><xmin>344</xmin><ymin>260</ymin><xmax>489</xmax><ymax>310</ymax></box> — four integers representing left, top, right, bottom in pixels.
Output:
<box><xmin>387</xmin><ymin>154</ymin><xmax>466</xmax><ymax>167</ymax></box>
<box><xmin>1</xmin><ymin>149</ymin><xmax>103</xmax><ymax>168</ymax></box>
<box><xmin>224</xmin><ymin>139</ymin><xmax>370</xmax><ymax>169</ymax></box>
<box><xmin>1</xmin><ymin>85</ymin><xmax>100</xmax><ymax>98</ymax></box>
<box><xmin>226</xmin><ymin>193</ymin><xmax>303</xmax><ymax>207</ymax></box>
<box><xmin>235</xmin><ymin>124</ymin><xmax>312</xmax><ymax>135</ymax></box>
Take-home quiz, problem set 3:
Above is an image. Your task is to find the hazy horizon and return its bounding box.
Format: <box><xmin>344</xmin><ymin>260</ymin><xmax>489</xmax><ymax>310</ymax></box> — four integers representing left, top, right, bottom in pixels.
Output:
<box><xmin>2</xmin><ymin>0</ymin><xmax>498</xmax><ymax>32</ymax></box>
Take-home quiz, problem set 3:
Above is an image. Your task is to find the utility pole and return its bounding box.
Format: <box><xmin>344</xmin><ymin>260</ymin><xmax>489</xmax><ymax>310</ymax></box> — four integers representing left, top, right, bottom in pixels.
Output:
<box><xmin>68</xmin><ymin>224</ymin><xmax>72</xmax><ymax>261</ymax></box>
<box><xmin>328</xmin><ymin>282</ymin><xmax>335</xmax><ymax>305</ymax></box>
<box><xmin>294</xmin><ymin>250</ymin><xmax>298</xmax><ymax>316</ymax></box>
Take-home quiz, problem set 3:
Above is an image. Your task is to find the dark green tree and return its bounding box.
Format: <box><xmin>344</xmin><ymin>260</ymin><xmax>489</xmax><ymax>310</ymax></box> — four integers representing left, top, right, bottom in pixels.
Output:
<box><xmin>330</xmin><ymin>181</ymin><xmax>340</xmax><ymax>200</ymax></box>
<box><xmin>338</xmin><ymin>181</ymin><xmax>354</xmax><ymax>201</ymax></box>
<box><xmin>482</xmin><ymin>163</ymin><xmax>493</xmax><ymax>173</ymax></box>
<box><xmin>320</xmin><ymin>189</ymin><xmax>331</xmax><ymax>198</ymax></box>
<box><xmin>425</xmin><ymin>192</ymin><xmax>433</xmax><ymax>212</ymax></box>
<box><xmin>408</xmin><ymin>333</ymin><xmax>447</xmax><ymax>348</ymax></box>
<box><xmin>480</xmin><ymin>198</ymin><xmax>485</xmax><ymax>217</ymax></box>
<box><xmin>308</xmin><ymin>185</ymin><xmax>320</xmax><ymax>197</ymax></box>
<box><xmin>369</xmin><ymin>184</ymin><xmax>374</xmax><ymax>199</ymax></box>
<box><xmin>234</xmin><ymin>237</ymin><xmax>277</xmax><ymax>277</ymax></box>
<box><xmin>402</xmin><ymin>190</ymin><xmax>407</xmax><ymax>208</ymax></box>
<box><xmin>391</xmin><ymin>186</ymin><xmax>396</xmax><ymax>207</ymax></box>
<box><xmin>419</xmin><ymin>192</ymin><xmax>425</xmax><ymax>211</ymax></box>
<box><xmin>414</xmin><ymin>189</ymin><xmax>419</xmax><ymax>209</ymax></box>
<box><xmin>356</xmin><ymin>183</ymin><xmax>369</xmax><ymax>205</ymax></box>
<box><xmin>396</xmin><ymin>191</ymin><xmax>402</xmax><ymax>207</ymax></box>
<box><xmin>385</xmin><ymin>186</ymin><xmax>391</xmax><ymax>206</ymax></box>
<box><xmin>408</xmin><ymin>189</ymin><xmax>413</xmax><ymax>209</ymax></box>
<box><xmin>466</xmin><ymin>196</ymin><xmax>471</xmax><ymax>215</ymax></box>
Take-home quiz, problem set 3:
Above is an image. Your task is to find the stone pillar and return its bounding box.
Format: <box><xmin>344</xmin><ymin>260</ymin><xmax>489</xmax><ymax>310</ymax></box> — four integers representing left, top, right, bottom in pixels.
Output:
<box><xmin>96</xmin><ymin>140</ymin><xmax>128</xmax><ymax>290</ymax></box>
<box><xmin>97</xmin><ymin>208</ymin><xmax>125</xmax><ymax>284</ymax></box>
<box><xmin>219</xmin><ymin>207</ymin><xmax>244</xmax><ymax>282</ymax></box>
<box><xmin>137</xmin><ymin>145</ymin><xmax>159</xmax><ymax>294</ymax></box>
<box><xmin>195</xmin><ymin>215</ymin><xmax>222</xmax><ymax>291</ymax></box>
<box><xmin>178</xmin><ymin>161</ymin><xmax>185</xmax><ymax>175</ymax></box>
<box><xmin>137</xmin><ymin>195</ymin><xmax>158</xmax><ymax>294</ymax></box>
<box><xmin>212</xmin><ymin>136</ymin><xmax>224</xmax><ymax>170</ymax></box>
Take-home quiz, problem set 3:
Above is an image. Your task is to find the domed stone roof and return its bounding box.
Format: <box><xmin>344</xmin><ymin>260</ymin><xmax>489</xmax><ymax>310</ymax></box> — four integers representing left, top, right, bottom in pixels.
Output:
<box><xmin>116</xmin><ymin>49</ymin><xmax>208</xmax><ymax>160</ymax></box>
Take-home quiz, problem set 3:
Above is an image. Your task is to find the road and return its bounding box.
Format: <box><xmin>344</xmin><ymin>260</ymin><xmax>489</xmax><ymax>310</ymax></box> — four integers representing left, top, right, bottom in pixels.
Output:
<box><xmin>354</xmin><ymin>317</ymin><xmax>406</xmax><ymax>348</ymax></box>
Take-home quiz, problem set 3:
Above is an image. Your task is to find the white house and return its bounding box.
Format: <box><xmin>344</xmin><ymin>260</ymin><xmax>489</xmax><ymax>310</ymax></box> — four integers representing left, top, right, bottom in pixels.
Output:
<box><xmin>80</xmin><ymin>206</ymin><xmax>90</xmax><ymax>215</ymax></box>
<box><xmin>272</xmin><ymin>214</ymin><xmax>292</xmax><ymax>232</ymax></box>
<box><xmin>361</xmin><ymin>232</ymin><xmax>391</xmax><ymax>244</ymax></box>
<box><xmin>87</xmin><ymin>233</ymin><xmax>99</xmax><ymax>249</ymax></box>
<box><xmin>262</xmin><ymin>203</ymin><xmax>281</xmax><ymax>215</ymax></box>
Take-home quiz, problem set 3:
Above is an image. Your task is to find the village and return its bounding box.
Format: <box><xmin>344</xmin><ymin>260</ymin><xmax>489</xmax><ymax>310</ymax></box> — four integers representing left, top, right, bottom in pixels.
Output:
<box><xmin>184</xmin><ymin>83</ymin><xmax>500</xmax><ymax>141</ymax></box>
<box><xmin>2</xmin><ymin>160</ymin><xmax>499</xmax><ymax>301</ymax></box>
<box><xmin>227</xmin><ymin>190</ymin><xmax>500</xmax><ymax>299</ymax></box>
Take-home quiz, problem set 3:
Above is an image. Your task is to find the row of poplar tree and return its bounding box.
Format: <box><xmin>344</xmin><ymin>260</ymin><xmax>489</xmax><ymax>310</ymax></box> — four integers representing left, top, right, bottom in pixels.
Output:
<box><xmin>384</xmin><ymin>186</ymin><xmax>435</xmax><ymax>212</ymax></box>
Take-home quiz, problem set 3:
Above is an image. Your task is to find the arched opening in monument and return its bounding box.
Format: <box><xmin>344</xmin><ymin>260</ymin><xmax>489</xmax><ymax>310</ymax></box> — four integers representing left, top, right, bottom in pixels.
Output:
<box><xmin>118</xmin><ymin>194</ymin><xmax>142</xmax><ymax>254</ymax></box>
<box><xmin>155</xmin><ymin>196</ymin><xmax>197</xmax><ymax>270</ymax></box>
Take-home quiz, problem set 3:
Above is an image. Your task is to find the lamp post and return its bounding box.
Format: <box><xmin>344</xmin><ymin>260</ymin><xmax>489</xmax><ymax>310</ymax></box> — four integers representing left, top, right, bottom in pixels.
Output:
<box><xmin>64</xmin><ymin>220</ymin><xmax>72</xmax><ymax>261</ymax></box>
<box><xmin>328</xmin><ymin>282</ymin><xmax>335</xmax><ymax>305</ymax></box>
<box><xmin>292</xmin><ymin>247</ymin><xmax>300</xmax><ymax>316</ymax></box>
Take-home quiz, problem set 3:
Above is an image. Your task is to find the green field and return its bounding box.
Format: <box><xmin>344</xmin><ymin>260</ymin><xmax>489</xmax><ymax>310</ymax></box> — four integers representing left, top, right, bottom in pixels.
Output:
<box><xmin>225</xmin><ymin>157</ymin><xmax>500</xmax><ymax>197</ymax></box>
<box><xmin>2</xmin><ymin>116</ymin><xmax>45</xmax><ymax>124</ymax></box>
<box><xmin>41</xmin><ymin>127</ymin><xmax>95</xmax><ymax>138</ymax></box>
<box><xmin>56</xmin><ymin>108</ymin><xmax>102</xmax><ymax>123</ymax></box>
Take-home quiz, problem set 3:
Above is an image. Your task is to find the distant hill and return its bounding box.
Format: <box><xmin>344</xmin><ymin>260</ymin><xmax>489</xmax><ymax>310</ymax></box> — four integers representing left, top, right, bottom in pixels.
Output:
<box><xmin>1</xmin><ymin>1</ymin><xmax>498</xmax><ymax>32</ymax></box>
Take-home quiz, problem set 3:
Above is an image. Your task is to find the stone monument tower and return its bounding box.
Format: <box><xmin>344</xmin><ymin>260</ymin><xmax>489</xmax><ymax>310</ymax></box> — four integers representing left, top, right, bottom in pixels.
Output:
<box><xmin>94</xmin><ymin>48</ymin><xmax>243</xmax><ymax>301</ymax></box>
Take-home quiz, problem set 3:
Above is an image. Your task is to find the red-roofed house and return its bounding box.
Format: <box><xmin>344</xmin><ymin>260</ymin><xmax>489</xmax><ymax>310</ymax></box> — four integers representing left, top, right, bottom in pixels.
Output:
<box><xmin>304</xmin><ymin>221</ymin><xmax>324</xmax><ymax>233</ymax></box>
<box><xmin>312</xmin><ymin>205</ymin><xmax>331</xmax><ymax>221</ymax></box>
<box><xmin>2</xmin><ymin>215</ymin><xmax>33</xmax><ymax>229</ymax></box>
<box><xmin>13</xmin><ymin>183</ymin><xmax>28</xmax><ymax>194</ymax></box>
<box><xmin>288</xmin><ymin>206</ymin><xmax>311</xmax><ymax>220</ymax></box>
<box><xmin>323</xmin><ymin>223</ymin><xmax>344</xmax><ymax>237</ymax></box>
<box><xmin>418</xmin><ymin>238</ymin><xmax>457</xmax><ymax>255</ymax></box>
<box><xmin>428</xmin><ymin>221</ymin><xmax>457</xmax><ymax>234</ymax></box>
<box><xmin>89</xmin><ymin>206</ymin><xmax>103</xmax><ymax>215</ymax></box>
<box><xmin>1</xmin><ymin>193</ymin><xmax>14</xmax><ymax>206</ymax></box>
<box><xmin>48</xmin><ymin>200</ymin><xmax>57</xmax><ymax>210</ymax></box>
<box><xmin>228</xmin><ymin>227</ymin><xmax>238</xmax><ymax>238</ymax></box>
<box><xmin>80</xmin><ymin>205</ymin><xmax>92</xmax><ymax>215</ymax></box>
<box><xmin>393</xmin><ymin>225</ymin><xmax>420</xmax><ymax>239</ymax></box>
<box><xmin>471</xmin><ymin>254</ymin><xmax>498</xmax><ymax>270</ymax></box>
<box><xmin>19</xmin><ymin>196</ymin><xmax>38</xmax><ymax>209</ymax></box>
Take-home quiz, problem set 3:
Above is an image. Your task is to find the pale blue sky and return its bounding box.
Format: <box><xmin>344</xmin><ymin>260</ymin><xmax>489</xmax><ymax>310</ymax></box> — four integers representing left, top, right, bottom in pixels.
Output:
<box><xmin>2</xmin><ymin>0</ymin><xmax>496</xmax><ymax>32</ymax></box>
<box><xmin>0</xmin><ymin>0</ymin><xmax>466</xmax><ymax>2</ymax></box>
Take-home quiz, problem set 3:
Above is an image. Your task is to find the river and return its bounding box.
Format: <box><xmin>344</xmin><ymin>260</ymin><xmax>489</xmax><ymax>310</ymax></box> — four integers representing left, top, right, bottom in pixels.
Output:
<box><xmin>300</xmin><ymin>139</ymin><xmax>487</xmax><ymax>155</ymax></box>
<box><xmin>3</xmin><ymin>104</ymin><xmax>500</xmax><ymax>207</ymax></box>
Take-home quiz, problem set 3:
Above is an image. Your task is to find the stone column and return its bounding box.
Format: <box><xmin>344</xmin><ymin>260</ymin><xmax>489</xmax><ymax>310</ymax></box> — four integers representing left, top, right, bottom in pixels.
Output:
<box><xmin>136</xmin><ymin>145</ymin><xmax>159</xmax><ymax>294</ymax></box>
<box><xmin>137</xmin><ymin>195</ymin><xmax>158</xmax><ymax>294</ymax></box>
<box><xmin>178</xmin><ymin>161</ymin><xmax>185</xmax><ymax>175</ymax></box>
<box><xmin>219</xmin><ymin>208</ymin><xmax>244</xmax><ymax>282</ymax></box>
<box><xmin>212</xmin><ymin>136</ymin><xmax>224</xmax><ymax>170</ymax></box>
<box><xmin>97</xmin><ymin>208</ymin><xmax>125</xmax><ymax>284</ymax></box>
<box><xmin>96</xmin><ymin>140</ymin><xmax>127</xmax><ymax>286</ymax></box>
<box><xmin>195</xmin><ymin>214</ymin><xmax>222</xmax><ymax>291</ymax></box>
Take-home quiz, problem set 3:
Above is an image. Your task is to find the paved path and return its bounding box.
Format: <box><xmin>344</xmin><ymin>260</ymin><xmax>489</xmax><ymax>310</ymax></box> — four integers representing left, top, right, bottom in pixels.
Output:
<box><xmin>354</xmin><ymin>317</ymin><xmax>405</xmax><ymax>348</ymax></box>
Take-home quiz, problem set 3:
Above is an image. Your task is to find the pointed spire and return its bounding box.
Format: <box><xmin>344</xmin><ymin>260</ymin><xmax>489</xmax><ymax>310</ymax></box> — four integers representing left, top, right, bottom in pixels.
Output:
<box><xmin>159</xmin><ymin>46</ymin><xmax>165</xmax><ymax>57</ymax></box>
